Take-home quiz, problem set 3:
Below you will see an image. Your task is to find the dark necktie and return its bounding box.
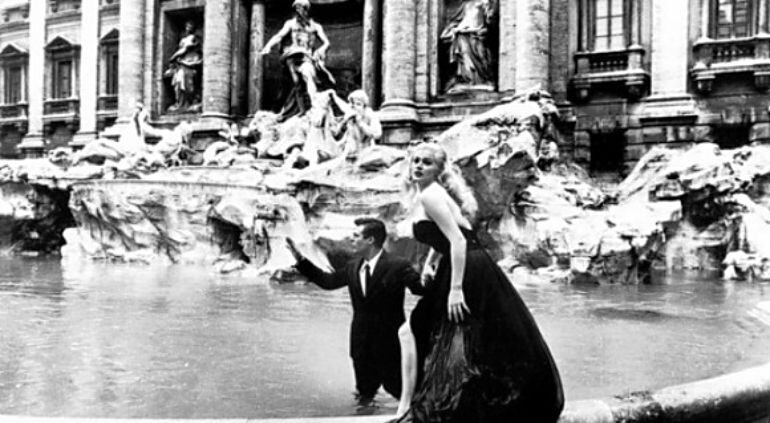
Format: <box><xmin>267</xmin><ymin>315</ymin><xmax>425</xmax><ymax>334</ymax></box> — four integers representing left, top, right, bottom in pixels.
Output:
<box><xmin>363</xmin><ymin>263</ymin><xmax>371</xmax><ymax>297</ymax></box>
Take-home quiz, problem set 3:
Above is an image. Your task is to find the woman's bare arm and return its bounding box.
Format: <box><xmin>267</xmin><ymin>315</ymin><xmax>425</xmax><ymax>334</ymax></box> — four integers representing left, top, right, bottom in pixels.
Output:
<box><xmin>420</xmin><ymin>186</ymin><xmax>469</xmax><ymax>322</ymax></box>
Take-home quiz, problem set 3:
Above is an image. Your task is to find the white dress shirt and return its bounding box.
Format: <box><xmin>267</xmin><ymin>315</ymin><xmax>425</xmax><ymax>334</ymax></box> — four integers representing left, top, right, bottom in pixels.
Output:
<box><xmin>359</xmin><ymin>249</ymin><xmax>383</xmax><ymax>296</ymax></box>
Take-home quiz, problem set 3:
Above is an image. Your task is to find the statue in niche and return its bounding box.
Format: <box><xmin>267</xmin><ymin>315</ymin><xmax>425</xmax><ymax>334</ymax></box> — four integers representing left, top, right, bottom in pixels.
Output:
<box><xmin>260</xmin><ymin>0</ymin><xmax>336</xmax><ymax>122</ymax></box>
<box><xmin>440</xmin><ymin>0</ymin><xmax>497</xmax><ymax>93</ymax></box>
<box><xmin>164</xmin><ymin>21</ymin><xmax>202</xmax><ymax>112</ymax></box>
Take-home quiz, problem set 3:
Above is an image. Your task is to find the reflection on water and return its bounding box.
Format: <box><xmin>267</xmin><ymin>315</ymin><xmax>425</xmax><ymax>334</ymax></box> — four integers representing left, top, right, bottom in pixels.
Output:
<box><xmin>0</xmin><ymin>258</ymin><xmax>769</xmax><ymax>418</ymax></box>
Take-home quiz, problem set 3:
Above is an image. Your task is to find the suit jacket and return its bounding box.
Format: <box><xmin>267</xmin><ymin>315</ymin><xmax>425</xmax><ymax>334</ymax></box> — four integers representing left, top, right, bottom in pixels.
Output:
<box><xmin>296</xmin><ymin>250</ymin><xmax>423</xmax><ymax>360</ymax></box>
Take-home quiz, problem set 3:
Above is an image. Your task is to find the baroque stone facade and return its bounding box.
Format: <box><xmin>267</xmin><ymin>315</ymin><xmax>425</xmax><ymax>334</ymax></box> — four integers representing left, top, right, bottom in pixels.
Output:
<box><xmin>1</xmin><ymin>0</ymin><xmax>770</xmax><ymax>174</ymax></box>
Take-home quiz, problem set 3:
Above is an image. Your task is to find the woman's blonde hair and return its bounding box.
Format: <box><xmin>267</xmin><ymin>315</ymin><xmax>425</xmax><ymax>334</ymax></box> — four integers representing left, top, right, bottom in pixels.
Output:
<box><xmin>405</xmin><ymin>142</ymin><xmax>479</xmax><ymax>221</ymax></box>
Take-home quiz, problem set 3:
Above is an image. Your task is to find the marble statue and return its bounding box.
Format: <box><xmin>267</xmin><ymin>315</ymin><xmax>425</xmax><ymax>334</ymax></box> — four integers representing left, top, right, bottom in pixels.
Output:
<box><xmin>332</xmin><ymin>89</ymin><xmax>382</xmax><ymax>159</ymax></box>
<box><xmin>440</xmin><ymin>0</ymin><xmax>497</xmax><ymax>92</ymax></box>
<box><xmin>259</xmin><ymin>0</ymin><xmax>336</xmax><ymax>122</ymax></box>
<box><xmin>68</xmin><ymin>103</ymin><xmax>193</xmax><ymax>170</ymax></box>
<box><xmin>164</xmin><ymin>21</ymin><xmax>202</xmax><ymax>112</ymax></box>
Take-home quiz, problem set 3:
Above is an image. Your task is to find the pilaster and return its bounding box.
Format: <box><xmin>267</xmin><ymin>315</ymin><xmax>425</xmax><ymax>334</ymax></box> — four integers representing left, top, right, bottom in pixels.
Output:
<box><xmin>102</xmin><ymin>0</ymin><xmax>145</xmax><ymax>142</ymax></box>
<box><xmin>249</xmin><ymin>0</ymin><xmax>265</xmax><ymax>115</ymax></box>
<box><xmin>362</xmin><ymin>0</ymin><xmax>381</xmax><ymax>107</ymax></box>
<box><xmin>19</xmin><ymin>0</ymin><xmax>46</xmax><ymax>157</ymax></box>
<box><xmin>651</xmin><ymin>0</ymin><xmax>689</xmax><ymax>95</ymax></box>
<box><xmin>202</xmin><ymin>0</ymin><xmax>233</xmax><ymax>120</ymax></box>
<box><xmin>116</xmin><ymin>0</ymin><xmax>145</xmax><ymax>120</ymax></box>
<box><xmin>514</xmin><ymin>0</ymin><xmax>551</xmax><ymax>93</ymax></box>
<box><xmin>498</xmin><ymin>0</ymin><xmax>517</xmax><ymax>92</ymax></box>
<box><xmin>73</xmin><ymin>0</ymin><xmax>99</xmax><ymax>148</ymax></box>
<box><xmin>380</xmin><ymin>0</ymin><xmax>417</xmax><ymax>144</ymax></box>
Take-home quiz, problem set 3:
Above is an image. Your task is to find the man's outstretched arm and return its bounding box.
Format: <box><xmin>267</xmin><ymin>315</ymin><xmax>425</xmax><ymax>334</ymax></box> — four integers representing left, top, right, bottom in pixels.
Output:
<box><xmin>287</xmin><ymin>238</ymin><xmax>347</xmax><ymax>290</ymax></box>
<box><xmin>261</xmin><ymin>21</ymin><xmax>292</xmax><ymax>55</ymax></box>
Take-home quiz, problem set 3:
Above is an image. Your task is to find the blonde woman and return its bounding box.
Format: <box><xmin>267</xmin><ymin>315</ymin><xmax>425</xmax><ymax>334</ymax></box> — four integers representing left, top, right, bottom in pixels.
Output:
<box><xmin>392</xmin><ymin>142</ymin><xmax>563</xmax><ymax>422</ymax></box>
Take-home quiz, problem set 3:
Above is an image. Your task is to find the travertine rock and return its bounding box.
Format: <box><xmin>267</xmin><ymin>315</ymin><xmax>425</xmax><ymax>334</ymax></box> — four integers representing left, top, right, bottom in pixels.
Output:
<box><xmin>18</xmin><ymin>94</ymin><xmax>770</xmax><ymax>284</ymax></box>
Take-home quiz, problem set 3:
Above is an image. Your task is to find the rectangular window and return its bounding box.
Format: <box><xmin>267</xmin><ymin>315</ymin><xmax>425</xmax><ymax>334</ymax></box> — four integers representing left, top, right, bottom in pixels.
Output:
<box><xmin>593</xmin><ymin>0</ymin><xmax>626</xmax><ymax>50</ymax></box>
<box><xmin>105</xmin><ymin>50</ymin><xmax>118</xmax><ymax>95</ymax></box>
<box><xmin>4</xmin><ymin>66</ymin><xmax>22</xmax><ymax>104</ymax></box>
<box><xmin>54</xmin><ymin>59</ymin><xmax>72</xmax><ymax>99</ymax></box>
<box><xmin>715</xmin><ymin>0</ymin><xmax>752</xmax><ymax>39</ymax></box>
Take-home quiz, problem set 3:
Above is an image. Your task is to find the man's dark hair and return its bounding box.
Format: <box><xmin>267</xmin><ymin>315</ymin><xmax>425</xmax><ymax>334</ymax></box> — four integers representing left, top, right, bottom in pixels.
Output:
<box><xmin>354</xmin><ymin>218</ymin><xmax>387</xmax><ymax>248</ymax></box>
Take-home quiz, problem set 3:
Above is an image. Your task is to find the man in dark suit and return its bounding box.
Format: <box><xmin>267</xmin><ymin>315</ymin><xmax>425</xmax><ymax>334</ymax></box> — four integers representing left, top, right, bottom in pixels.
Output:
<box><xmin>286</xmin><ymin>218</ymin><xmax>423</xmax><ymax>409</ymax></box>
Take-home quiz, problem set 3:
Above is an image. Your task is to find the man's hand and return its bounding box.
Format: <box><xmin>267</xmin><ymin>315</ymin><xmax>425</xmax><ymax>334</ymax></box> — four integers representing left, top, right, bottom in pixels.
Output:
<box><xmin>420</xmin><ymin>263</ymin><xmax>435</xmax><ymax>287</ymax></box>
<box><xmin>312</xmin><ymin>49</ymin><xmax>326</xmax><ymax>62</ymax></box>
<box><xmin>259</xmin><ymin>46</ymin><xmax>271</xmax><ymax>55</ymax></box>
<box><xmin>285</xmin><ymin>238</ymin><xmax>303</xmax><ymax>262</ymax></box>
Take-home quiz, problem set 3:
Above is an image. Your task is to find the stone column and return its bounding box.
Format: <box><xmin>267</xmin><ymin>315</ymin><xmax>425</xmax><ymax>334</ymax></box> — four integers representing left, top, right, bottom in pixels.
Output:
<box><xmin>117</xmin><ymin>0</ymin><xmax>145</xmax><ymax>122</ymax></box>
<box><xmin>651</xmin><ymin>0</ymin><xmax>689</xmax><ymax>95</ymax></box>
<box><xmin>380</xmin><ymin>0</ymin><xmax>417</xmax><ymax>144</ymax></box>
<box><xmin>142</xmin><ymin>0</ymin><xmax>156</xmax><ymax>114</ymax></box>
<box><xmin>362</xmin><ymin>0</ymin><xmax>381</xmax><ymax>107</ymax></box>
<box><xmin>101</xmin><ymin>0</ymin><xmax>145</xmax><ymax>142</ymax></box>
<box><xmin>18</xmin><ymin>0</ymin><xmax>46</xmax><ymax>156</ymax></box>
<box><xmin>231</xmin><ymin>0</ymin><xmax>249</xmax><ymax>117</ymax></box>
<box><xmin>579</xmin><ymin>0</ymin><xmax>590</xmax><ymax>50</ymax></box>
<box><xmin>498</xmin><ymin>0</ymin><xmax>516</xmax><ymax>92</ymax></box>
<box><xmin>629</xmin><ymin>0</ymin><xmax>642</xmax><ymax>47</ymax></box>
<box><xmin>202</xmin><ymin>0</ymin><xmax>233</xmax><ymax>120</ymax></box>
<box><xmin>515</xmin><ymin>0</ymin><xmax>551</xmax><ymax>93</ymax></box>
<box><xmin>72</xmin><ymin>0</ymin><xmax>99</xmax><ymax>148</ymax></box>
<box><xmin>699</xmin><ymin>0</ymin><xmax>710</xmax><ymax>40</ymax></box>
<box><xmin>759</xmin><ymin>0</ymin><xmax>769</xmax><ymax>34</ymax></box>
<box><xmin>249</xmin><ymin>0</ymin><xmax>265</xmax><ymax>115</ymax></box>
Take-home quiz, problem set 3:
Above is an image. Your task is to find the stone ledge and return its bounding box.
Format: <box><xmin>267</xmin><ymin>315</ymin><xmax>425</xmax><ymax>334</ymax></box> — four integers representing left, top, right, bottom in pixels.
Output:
<box><xmin>1</xmin><ymin>362</ymin><xmax>769</xmax><ymax>423</ymax></box>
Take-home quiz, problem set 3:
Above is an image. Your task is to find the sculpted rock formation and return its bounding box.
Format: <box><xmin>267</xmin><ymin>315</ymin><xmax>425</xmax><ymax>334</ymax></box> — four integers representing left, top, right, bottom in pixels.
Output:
<box><xmin>7</xmin><ymin>88</ymin><xmax>770</xmax><ymax>284</ymax></box>
<box><xmin>0</xmin><ymin>160</ymin><xmax>75</xmax><ymax>255</ymax></box>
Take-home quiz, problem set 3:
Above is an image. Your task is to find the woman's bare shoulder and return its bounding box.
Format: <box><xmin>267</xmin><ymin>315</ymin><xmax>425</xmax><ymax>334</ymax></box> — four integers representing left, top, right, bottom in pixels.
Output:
<box><xmin>419</xmin><ymin>184</ymin><xmax>457</xmax><ymax>211</ymax></box>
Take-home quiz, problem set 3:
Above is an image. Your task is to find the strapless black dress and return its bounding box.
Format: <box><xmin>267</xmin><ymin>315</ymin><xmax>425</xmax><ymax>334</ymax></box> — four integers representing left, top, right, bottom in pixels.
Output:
<box><xmin>397</xmin><ymin>221</ymin><xmax>564</xmax><ymax>423</ymax></box>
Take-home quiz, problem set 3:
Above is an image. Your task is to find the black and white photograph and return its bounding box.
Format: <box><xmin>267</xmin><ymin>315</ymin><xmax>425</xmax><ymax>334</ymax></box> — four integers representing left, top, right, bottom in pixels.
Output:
<box><xmin>0</xmin><ymin>0</ymin><xmax>769</xmax><ymax>422</ymax></box>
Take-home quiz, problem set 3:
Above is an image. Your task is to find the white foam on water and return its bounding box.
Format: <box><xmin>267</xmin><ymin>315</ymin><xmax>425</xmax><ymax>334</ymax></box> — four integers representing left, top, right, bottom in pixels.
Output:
<box><xmin>748</xmin><ymin>301</ymin><xmax>770</xmax><ymax>326</ymax></box>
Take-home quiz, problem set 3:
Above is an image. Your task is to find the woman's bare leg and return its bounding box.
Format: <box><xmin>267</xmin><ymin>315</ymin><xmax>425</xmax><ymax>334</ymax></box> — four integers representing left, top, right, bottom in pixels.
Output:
<box><xmin>396</xmin><ymin>322</ymin><xmax>417</xmax><ymax>417</ymax></box>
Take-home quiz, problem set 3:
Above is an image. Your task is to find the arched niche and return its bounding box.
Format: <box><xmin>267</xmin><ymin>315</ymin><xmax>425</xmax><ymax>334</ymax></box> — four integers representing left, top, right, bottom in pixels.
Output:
<box><xmin>261</xmin><ymin>0</ymin><xmax>365</xmax><ymax>113</ymax></box>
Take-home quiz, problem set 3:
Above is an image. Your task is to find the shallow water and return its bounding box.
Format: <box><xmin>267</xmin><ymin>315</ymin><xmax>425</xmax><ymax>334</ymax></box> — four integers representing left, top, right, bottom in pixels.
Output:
<box><xmin>0</xmin><ymin>257</ymin><xmax>769</xmax><ymax>418</ymax></box>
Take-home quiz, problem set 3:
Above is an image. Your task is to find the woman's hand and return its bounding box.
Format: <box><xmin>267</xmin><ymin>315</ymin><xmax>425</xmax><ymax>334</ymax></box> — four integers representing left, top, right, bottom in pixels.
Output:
<box><xmin>447</xmin><ymin>288</ymin><xmax>470</xmax><ymax>323</ymax></box>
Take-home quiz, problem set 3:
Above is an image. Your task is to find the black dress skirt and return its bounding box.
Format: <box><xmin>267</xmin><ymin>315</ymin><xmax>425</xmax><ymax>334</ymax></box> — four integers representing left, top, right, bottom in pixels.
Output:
<box><xmin>395</xmin><ymin>220</ymin><xmax>564</xmax><ymax>423</ymax></box>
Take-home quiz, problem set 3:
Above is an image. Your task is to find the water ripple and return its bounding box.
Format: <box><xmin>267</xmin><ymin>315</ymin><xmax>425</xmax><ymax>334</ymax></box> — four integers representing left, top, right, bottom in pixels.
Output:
<box><xmin>0</xmin><ymin>258</ymin><xmax>768</xmax><ymax>418</ymax></box>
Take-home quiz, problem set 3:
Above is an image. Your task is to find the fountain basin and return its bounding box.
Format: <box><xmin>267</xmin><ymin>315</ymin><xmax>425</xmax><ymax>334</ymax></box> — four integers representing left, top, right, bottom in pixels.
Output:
<box><xmin>2</xmin><ymin>361</ymin><xmax>770</xmax><ymax>422</ymax></box>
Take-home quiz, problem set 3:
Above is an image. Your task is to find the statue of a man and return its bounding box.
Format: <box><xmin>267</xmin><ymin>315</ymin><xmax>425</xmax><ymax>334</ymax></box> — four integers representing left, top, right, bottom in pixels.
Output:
<box><xmin>440</xmin><ymin>0</ymin><xmax>496</xmax><ymax>92</ymax></box>
<box><xmin>165</xmin><ymin>21</ymin><xmax>202</xmax><ymax>112</ymax></box>
<box><xmin>260</xmin><ymin>0</ymin><xmax>336</xmax><ymax>122</ymax></box>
